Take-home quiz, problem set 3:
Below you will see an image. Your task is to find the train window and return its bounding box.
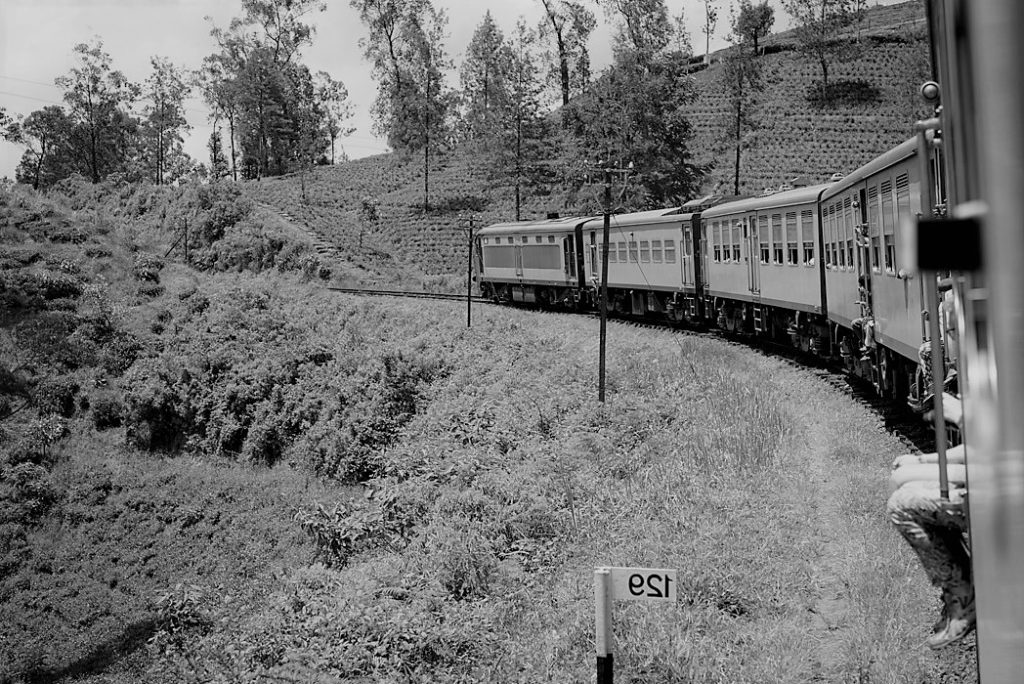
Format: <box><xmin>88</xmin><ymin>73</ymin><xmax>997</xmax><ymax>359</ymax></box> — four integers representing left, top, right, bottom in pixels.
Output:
<box><xmin>881</xmin><ymin>179</ymin><xmax>895</xmax><ymax>273</ymax></box>
<box><xmin>640</xmin><ymin>241</ymin><xmax>651</xmax><ymax>262</ymax></box>
<box><xmin>629</xmin><ymin>241</ymin><xmax>639</xmax><ymax>262</ymax></box>
<box><xmin>843</xmin><ymin>197</ymin><xmax>855</xmax><ymax>269</ymax></box>
<box><xmin>618</xmin><ymin>241</ymin><xmax>627</xmax><ymax>261</ymax></box>
<box><xmin>834</xmin><ymin>204</ymin><xmax>846</xmax><ymax>268</ymax></box>
<box><xmin>732</xmin><ymin>220</ymin><xmax>742</xmax><ymax>262</ymax></box>
<box><xmin>535</xmin><ymin>235</ymin><xmax>543</xmax><ymax>243</ymax></box>
<box><xmin>759</xmin><ymin>215</ymin><xmax>770</xmax><ymax>264</ymax></box>
<box><xmin>652</xmin><ymin>240</ymin><xmax>663</xmax><ymax>262</ymax></box>
<box><xmin>665</xmin><ymin>239</ymin><xmax>676</xmax><ymax>263</ymax></box>
<box><xmin>823</xmin><ymin>205</ymin><xmax>831</xmax><ymax>266</ymax></box>
<box><xmin>868</xmin><ymin>186</ymin><xmax>881</xmax><ymax>272</ymax></box>
<box><xmin>801</xmin><ymin>210</ymin><xmax>815</xmax><ymax>265</ymax></box>
<box><xmin>771</xmin><ymin>214</ymin><xmax>783</xmax><ymax>264</ymax></box>
<box><xmin>482</xmin><ymin>237</ymin><xmax>490</xmax><ymax>244</ymax></box>
<box><xmin>548</xmin><ymin>235</ymin><xmax>556</xmax><ymax>243</ymax></box>
<box><xmin>712</xmin><ymin>222</ymin><xmax>722</xmax><ymax>262</ymax></box>
<box><xmin>785</xmin><ymin>212</ymin><xmax>798</xmax><ymax>265</ymax></box>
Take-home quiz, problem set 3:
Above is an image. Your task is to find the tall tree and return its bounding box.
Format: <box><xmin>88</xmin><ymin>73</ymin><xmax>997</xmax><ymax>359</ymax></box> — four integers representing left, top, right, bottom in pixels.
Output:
<box><xmin>598</xmin><ymin>0</ymin><xmax>671</xmax><ymax>63</ymax></box>
<box><xmin>459</xmin><ymin>11</ymin><xmax>513</xmax><ymax>143</ymax></box>
<box><xmin>566</xmin><ymin>52</ymin><xmax>706</xmax><ymax>208</ymax></box>
<box><xmin>5</xmin><ymin>106</ymin><xmax>73</xmax><ymax>189</ymax></box>
<box><xmin>197</xmin><ymin>55</ymin><xmax>242</xmax><ymax>181</ymax></box>
<box><xmin>537</xmin><ymin>0</ymin><xmax>595</xmax><ymax>107</ymax></box>
<box><xmin>702</xmin><ymin>0</ymin><xmax>719</xmax><ymax>64</ymax></box>
<box><xmin>141</xmin><ymin>56</ymin><xmax>191</xmax><ymax>185</ymax></box>
<box><xmin>314</xmin><ymin>71</ymin><xmax>354</xmax><ymax>164</ymax></box>
<box><xmin>399</xmin><ymin>4</ymin><xmax>453</xmax><ymax>212</ymax></box>
<box><xmin>500</xmin><ymin>20</ymin><xmax>552</xmax><ymax>220</ymax></box>
<box><xmin>734</xmin><ymin>0</ymin><xmax>774</xmax><ymax>55</ymax></box>
<box><xmin>783</xmin><ymin>0</ymin><xmax>858</xmax><ymax>91</ymax></box>
<box><xmin>204</xmin><ymin>0</ymin><xmax>328</xmax><ymax>178</ymax></box>
<box><xmin>55</xmin><ymin>39</ymin><xmax>140</xmax><ymax>183</ymax></box>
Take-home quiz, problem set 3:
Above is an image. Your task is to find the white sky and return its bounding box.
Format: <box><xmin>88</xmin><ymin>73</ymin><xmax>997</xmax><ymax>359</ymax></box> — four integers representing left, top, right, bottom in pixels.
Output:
<box><xmin>0</xmin><ymin>0</ymin><xmax>898</xmax><ymax>181</ymax></box>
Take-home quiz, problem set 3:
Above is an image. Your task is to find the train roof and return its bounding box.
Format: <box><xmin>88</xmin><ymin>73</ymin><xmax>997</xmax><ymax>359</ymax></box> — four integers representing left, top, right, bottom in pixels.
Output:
<box><xmin>701</xmin><ymin>183</ymin><xmax>833</xmax><ymax>218</ymax></box>
<box><xmin>821</xmin><ymin>137</ymin><xmax>918</xmax><ymax>201</ymax></box>
<box><xmin>476</xmin><ymin>215</ymin><xmax>595</xmax><ymax>236</ymax></box>
<box><xmin>580</xmin><ymin>207</ymin><xmax>695</xmax><ymax>231</ymax></box>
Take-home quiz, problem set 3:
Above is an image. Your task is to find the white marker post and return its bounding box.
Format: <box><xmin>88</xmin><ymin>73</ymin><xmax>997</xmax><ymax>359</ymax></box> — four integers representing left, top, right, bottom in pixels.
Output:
<box><xmin>594</xmin><ymin>566</ymin><xmax>678</xmax><ymax>683</ymax></box>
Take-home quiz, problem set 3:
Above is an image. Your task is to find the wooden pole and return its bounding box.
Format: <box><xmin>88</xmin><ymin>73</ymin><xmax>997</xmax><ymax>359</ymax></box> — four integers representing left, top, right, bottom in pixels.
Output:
<box><xmin>594</xmin><ymin>567</ymin><xmax>613</xmax><ymax>684</ymax></box>
<box><xmin>598</xmin><ymin>169</ymin><xmax>611</xmax><ymax>403</ymax></box>
<box><xmin>467</xmin><ymin>217</ymin><xmax>473</xmax><ymax>328</ymax></box>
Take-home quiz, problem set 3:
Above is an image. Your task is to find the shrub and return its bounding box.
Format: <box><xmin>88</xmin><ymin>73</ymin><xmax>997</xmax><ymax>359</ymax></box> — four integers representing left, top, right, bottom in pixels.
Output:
<box><xmin>31</xmin><ymin>377</ymin><xmax>79</xmax><ymax>417</ymax></box>
<box><xmin>132</xmin><ymin>252</ymin><xmax>164</xmax><ymax>282</ymax></box>
<box><xmin>91</xmin><ymin>394</ymin><xmax>123</xmax><ymax>430</ymax></box>
<box><xmin>0</xmin><ymin>462</ymin><xmax>57</xmax><ymax>523</ymax></box>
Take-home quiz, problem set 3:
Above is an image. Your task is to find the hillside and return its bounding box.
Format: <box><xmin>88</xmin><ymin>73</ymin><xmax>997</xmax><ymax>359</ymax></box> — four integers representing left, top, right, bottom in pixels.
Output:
<box><xmin>245</xmin><ymin>1</ymin><xmax>930</xmax><ymax>282</ymax></box>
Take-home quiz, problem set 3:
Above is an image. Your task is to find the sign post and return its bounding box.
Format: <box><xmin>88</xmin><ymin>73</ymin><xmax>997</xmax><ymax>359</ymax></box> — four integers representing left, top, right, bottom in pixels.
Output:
<box><xmin>594</xmin><ymin>566</ymin><xmax>678</xmax><ymax>683</ymax></box>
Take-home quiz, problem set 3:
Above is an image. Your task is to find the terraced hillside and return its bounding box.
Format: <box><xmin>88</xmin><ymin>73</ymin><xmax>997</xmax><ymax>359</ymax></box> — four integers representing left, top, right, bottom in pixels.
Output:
<box><xmin>246</xmin><ymin>1</ymin><xmax>929</xmax><ymax>283</ymax></box>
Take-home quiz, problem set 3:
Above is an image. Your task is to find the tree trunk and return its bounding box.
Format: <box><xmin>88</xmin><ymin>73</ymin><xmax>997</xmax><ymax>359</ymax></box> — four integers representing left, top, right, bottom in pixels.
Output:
<box><xmin>734</xmin><ymin>104</ymin><xmax>742</xmax><ymax>196</ymax></box>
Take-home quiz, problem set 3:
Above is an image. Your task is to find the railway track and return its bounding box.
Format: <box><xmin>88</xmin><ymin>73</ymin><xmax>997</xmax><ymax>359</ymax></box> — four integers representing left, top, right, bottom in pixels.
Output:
<box><xmin>330</xmin><ymin>287</ymin><xmax>938</xmax><ymax>455</ymax></box>
<box><xmin>327</xmin><ymin>286</ymin><xmax>489</xmax><ymax>304</ymax></box>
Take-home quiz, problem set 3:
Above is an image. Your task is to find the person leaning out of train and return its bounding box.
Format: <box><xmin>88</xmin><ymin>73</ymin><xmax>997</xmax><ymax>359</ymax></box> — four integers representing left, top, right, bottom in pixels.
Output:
<box><xmin>886</xmin><ymin>442</ymin><xmax>974</xmax><ymax>649</ymax></box>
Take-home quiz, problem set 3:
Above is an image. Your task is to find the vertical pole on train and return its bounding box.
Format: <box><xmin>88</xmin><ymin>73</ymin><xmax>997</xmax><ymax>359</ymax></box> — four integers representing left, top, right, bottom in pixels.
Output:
<box><xmin>594</xmin><ymin>568</ymin><xmax>614</xmax><ymax>684</ymax></box>
<box><xmin>467</xmin><ymin>215</ymin><xmax>474</xmax><ymax>328</ymax></box>
<box><xmin>599</xmin><ymin>168</ymin><xmax>611</xmax><ymax>403</ymax></box>
<box><xmin>915</xmin><ymin>125</ymin><xmax>950</xmax><ymax>499</ymax></box>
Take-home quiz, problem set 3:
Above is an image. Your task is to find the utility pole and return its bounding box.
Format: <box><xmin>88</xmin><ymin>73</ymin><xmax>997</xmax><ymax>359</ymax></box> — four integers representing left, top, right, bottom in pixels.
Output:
<box><xmin>466</xmin><ymin>215</ymin><xmax>474</xmax><ymax>328</ymax></box>
<box><xmin>592</xmin><ymin>161</ymin><xmax>633</xmax><ymax>403</ymax></box>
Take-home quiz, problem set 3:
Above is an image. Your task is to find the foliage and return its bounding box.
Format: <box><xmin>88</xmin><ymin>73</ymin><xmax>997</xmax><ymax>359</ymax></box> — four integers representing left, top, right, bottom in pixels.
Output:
<box><xmin>139</xmin><ymin>56</ymin><xmax>192</xmax><ymax>185</ymax></box>
<box><xmin>202</xmin><ymin>0</ymin><xmax>348</xmax><ymax>179</ymax></box>
<box><xmin>54</xmin><ymin>39</ymin><xmax>142</xmax><ymax>184</ymax></box>
<box><xmin>734</xmin><ymin>0</ymin><xmax>775</xmax><ymax>55</ymax></box>
<box><xmin>783</xmin><ymin>0</ymin><xmax>862</xmax><ymax>91</ymax></box>
<box><xmin>536</xmin><ymin>0</ymin><xmax>596</xmax><ymax>107</ymax></box>
<box><xmin>565</xmin><ymin>51</ymin><xmax>707</xmax><ymax>208</ymax></box>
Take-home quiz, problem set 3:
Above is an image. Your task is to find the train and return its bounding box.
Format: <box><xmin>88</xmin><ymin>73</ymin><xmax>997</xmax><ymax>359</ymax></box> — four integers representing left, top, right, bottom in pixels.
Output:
<box><xmin>476</xmin><ymin>0</ymin><xmax>1024</xmax><ymax>679</ymax></box>
<box><xmin>476</xmin><ymin>136</ymin><xmax>935</xmax><ymax>421</ymax></box>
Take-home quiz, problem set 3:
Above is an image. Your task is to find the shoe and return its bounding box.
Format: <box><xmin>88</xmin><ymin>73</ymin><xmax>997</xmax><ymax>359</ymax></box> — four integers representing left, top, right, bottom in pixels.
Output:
<box><xmin>926</xmin><ymin>590</ymin><xmax>975</xmax><ymax>649</ymax></box>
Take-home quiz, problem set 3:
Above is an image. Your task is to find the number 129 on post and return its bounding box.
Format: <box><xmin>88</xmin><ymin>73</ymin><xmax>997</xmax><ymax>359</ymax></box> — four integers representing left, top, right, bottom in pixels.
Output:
<box><xmin>609</xmin><ymin>567</ymin><xmax>677</xmax><ymax>601</ymax></box>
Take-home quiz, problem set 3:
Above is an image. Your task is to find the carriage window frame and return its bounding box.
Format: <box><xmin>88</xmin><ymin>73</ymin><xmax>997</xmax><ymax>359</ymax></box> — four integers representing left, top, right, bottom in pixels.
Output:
<box><xmin>771</xmin><ymin>213</ymin><xmax>783</xmax><ymax>264</ymax></box>
<box><xmin>618</xmin><ymin>241</ymin><xmax>627</xmax><ymax>262</ymax></box>
<box><xmin>758</xmin><ymin>214</ymin><xmax>770</xmax><ymax>264</ymax></box>
<box><xmin>629</xmin><ymin>240</ymin><xmax>639</xmax><ymax>262</ymax></box>
<box><xmin>868</xmin><ymin>185</ymin><xmax>881</xmax><ymax>273</ymax></box>
<box><xmin>785</xmin><ymin>212</ymin><xmax>798</xmax><ymax>266</ymax></box>
<box><xmin>712</xmin><ymin>221</ymin><xmax>722</xmax><ymax>263</ymax></box>
<box><xmin>665</xmin><ymin>239</ymin><xmax>677</xmax><ymax>263</ymax></box>
<box><xmin>640</xmin><ymin>240</ymin><xmax>651</xmax><ymax>263</ymax></box>
<box><xmin>731</xmin><ymin>220</ymin><xmax>742</xmax><ymax>262</ymax></box>
<box><xmin>801</xmin><ymin>210</ymin><xmax>815</xmax><ymax>266</ymax></box>
<box><xmin>881</xmin><ymin>179</ymin><xmax>896</xmax><ymax>274</ymax></box>
<box><xmin>652</xmin><ymin>239</ymin><xmax>663</xmax><ymax>263</ymax></box>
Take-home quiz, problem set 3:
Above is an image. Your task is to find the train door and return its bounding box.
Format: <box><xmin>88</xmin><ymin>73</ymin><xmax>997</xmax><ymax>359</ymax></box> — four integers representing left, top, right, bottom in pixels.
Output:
<box><xmin>589</xmin><ymin>231</ymin><xmax>599</xmax><ymax>284</ymax></box>
<box><xmin>515</xmin><ymin>236</ymin><xmax>524</xmax><ymax>279</ymax></box>
<box><xmin>856</xmin><ymin>188</ymin><xmax>873</xmax><ymax>316</ymax></box>
<box><xmin>563</xmin><ymin>236</ymin><xmax>576</xmax><ymax>279</ymax></box>
<box><xmin>746</xmin><ymin>214</ymin><xmax>760</xmax><ymax>294</ymax></box>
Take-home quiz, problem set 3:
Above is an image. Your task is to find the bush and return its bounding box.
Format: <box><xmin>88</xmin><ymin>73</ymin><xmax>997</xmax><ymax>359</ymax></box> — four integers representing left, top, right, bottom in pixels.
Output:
<box><xmin>91</xmin><ymin>394</ymin><xmax>123</xmax><ymax>430</ymax></box>
<box><xmin>31</xmin><ymin>377</ymin><xmax>79</xmax><ymax>417</ymax></box>
<box><xmin>132</xmin><ymin>252</ymin><xmax>165</xmax><ymax>282</ymax></box>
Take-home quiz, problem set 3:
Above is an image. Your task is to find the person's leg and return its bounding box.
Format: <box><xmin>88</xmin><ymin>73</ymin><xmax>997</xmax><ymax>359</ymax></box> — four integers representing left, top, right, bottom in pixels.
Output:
<box><xmin>886</xmin><ymin>484</ymin><xmax>974</xmax><ymax>647</ymax></box>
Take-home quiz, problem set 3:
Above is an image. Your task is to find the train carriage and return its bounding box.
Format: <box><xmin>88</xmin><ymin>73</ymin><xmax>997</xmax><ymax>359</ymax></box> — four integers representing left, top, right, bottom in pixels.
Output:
<box><xmin>476</xmin><ymin>215</ymin><xmax>592</xmax><ymax>306</ymax></box>
<box><xmin>699</xmin><ymin>185</ymin><xmax>831</xmax><ymax>348</ymax></box>
<box><xmin>821</xmin><ymin>138</ymin><xmax>926</xmax><ymax>395</ymax></box>
<box><xmin>579</xmin><ymin>208</ymin><xmax>704</xmax><ymax>321</ymax></box>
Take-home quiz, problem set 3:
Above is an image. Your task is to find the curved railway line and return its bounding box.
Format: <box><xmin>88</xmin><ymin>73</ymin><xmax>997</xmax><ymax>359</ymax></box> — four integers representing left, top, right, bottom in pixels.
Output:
<box><xmin>328</xmin><ymin>286</ymin><xmax>937</xmax><ymax>456</ymax></box>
